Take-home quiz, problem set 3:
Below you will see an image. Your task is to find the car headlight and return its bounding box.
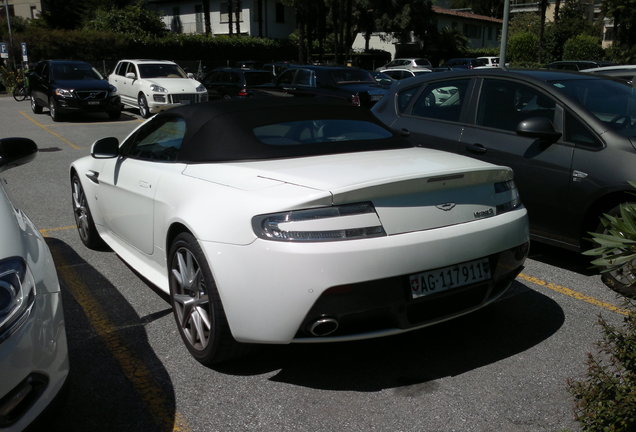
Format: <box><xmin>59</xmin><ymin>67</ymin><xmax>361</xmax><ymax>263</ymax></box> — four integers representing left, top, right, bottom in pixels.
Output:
<box><xmin>55</xmin><ymin>88</ymin><xmax>74</xmax><ymax>98</ymax></box>
<box><xmin>0</xmin><ymin>257</ymin><xmax>36</xmax><ymax>341</ymax></box>
<box><xmin>150</xmin><ymin>84</ymin><xmax>168</xmax><ymax>93</ymax></box>
<box><xmin>196</xmin><ymin>84</ymin><xmax>207</xmax><ymax>93</ymax></box>
<box><xmin>495</xmin><ymin>179</ymin><xmax>522</xmax><ymax>214</ymax></box>
<box><xmin>252</xmin><ymin>202</ymin><xmax>386</xmax><ymax>242</ymax></box>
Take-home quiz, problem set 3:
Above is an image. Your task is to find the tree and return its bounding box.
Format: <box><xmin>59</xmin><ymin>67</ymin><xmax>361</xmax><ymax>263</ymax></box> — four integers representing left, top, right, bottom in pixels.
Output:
<box><xmin>563</xmin><ymin>34</ymin><xmax>604</xmax><ymax>61</ymax></box>
<box><xmin>83</xmin><ymin>3</ymin><xmax>167</xmax><ymax>38</ymax></box>
<box><xmin>603</xmin><ymin>0</ymin><xmax>636</xmax><ymax>62</ymax></box>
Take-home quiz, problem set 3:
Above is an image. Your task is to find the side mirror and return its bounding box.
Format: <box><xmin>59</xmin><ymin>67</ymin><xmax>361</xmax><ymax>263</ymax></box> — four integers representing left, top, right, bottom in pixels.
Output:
<box><xmin>91</xmin><ymin>137</ymin><xmax>120</xmax><ymax>159</ymax></box>
<box><xmin>516</xmin><ymin>117</ymin><xmax>562</xmax><ymax>143</ymax></box>
<box><xmin>0</xmin><ymin>138</ymin><xmax>38</xmax><ymax>173</ymax></box>
<box><xmin>125</xmin><ymin>72</ymin><xmax>136</xmax><ymax>80</ymax></box>
<box><xmin>187</xmin><ymin>72</ymin><xmax>195</xmax><ymax>79</ymax></box>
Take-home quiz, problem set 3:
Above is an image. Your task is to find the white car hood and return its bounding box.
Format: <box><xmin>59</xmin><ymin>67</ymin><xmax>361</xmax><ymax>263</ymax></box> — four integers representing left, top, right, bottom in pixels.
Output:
<box><xmin>143</xmin><ymin>78</ymin><xmax>202</xmax><ymax>93</ymax></box>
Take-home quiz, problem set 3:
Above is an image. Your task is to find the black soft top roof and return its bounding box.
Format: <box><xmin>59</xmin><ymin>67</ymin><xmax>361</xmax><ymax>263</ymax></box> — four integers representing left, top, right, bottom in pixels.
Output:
<box><xmin>155</xmin><ymin>98</ymin><xmax>412</xmax><ymax>162</ymax></box>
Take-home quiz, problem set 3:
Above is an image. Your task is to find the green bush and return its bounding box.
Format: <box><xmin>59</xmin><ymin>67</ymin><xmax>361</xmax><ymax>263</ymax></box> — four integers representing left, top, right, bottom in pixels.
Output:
<box><xmin>563</xmin><ymin>34</ymin><xmax>604</xmax><ymax>61</ymax></box>
<box><xmin>507</xmin><ymin>32</ymin><xmax>539</xmax><ymax>64</ymax></box>
<box><xmin>570</xmin><ymin>183</ymin><xmax>636</xmax><ymax>431</ymax></box>
<box><xmin>568</xmin><ymin>303</ymin><xmax>636</xmax><ymax>431</ymax></box>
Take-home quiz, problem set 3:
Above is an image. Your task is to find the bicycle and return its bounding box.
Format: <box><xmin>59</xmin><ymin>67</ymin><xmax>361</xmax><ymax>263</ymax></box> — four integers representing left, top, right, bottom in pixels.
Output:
<box><xmin>12</xmin><ymin>81</ymin><xmax>28</xmax><ymax>101</ymax></box>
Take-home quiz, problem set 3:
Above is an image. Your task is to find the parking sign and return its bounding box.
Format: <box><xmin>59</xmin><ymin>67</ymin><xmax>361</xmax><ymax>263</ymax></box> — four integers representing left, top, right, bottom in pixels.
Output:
<box><xmin>0</xmin><ymin>43</ymin><xmax>7</xmax><ymax>59</ymax></box>
<box><xmin>21</xmin><ymin>42</ymin><xmax>28</xmax><ymax>62</ymax></box>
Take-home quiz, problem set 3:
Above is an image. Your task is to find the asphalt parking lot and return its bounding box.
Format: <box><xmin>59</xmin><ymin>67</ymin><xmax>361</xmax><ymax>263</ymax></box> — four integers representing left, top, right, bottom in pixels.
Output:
<box><xmin>0</xmin><ymin>95</ymin><xmax>629</xmax><ymax>432</ymax></box>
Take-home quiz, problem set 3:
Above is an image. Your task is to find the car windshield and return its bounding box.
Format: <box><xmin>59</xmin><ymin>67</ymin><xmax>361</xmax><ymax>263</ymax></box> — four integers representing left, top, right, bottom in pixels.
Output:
<box><xmin>138</xmin><ymin>63</ymin><xmax>188</xmax><ymax>79</ymax></box>
<box><xmin>549</xmin><ymin>78</ymin><xmax>636</xmax><ymax>137</ymax></box>
<box><xmin>51</xmin><ymin>63</ymin><xmax>102</xmax><ymax>80</ymax></box>
<box><xmin>329</xmin><ymin>69</ymin><xmax>375</xmax><ymax>84</ymax></box>
<box><xmin>253</xmin><ymin>119</ymin><xmax>392</xmax><ymax>145</ymax></box>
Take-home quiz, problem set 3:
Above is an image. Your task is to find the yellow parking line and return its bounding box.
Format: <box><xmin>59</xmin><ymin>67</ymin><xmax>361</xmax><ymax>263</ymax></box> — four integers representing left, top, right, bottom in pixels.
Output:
<box><xmin>518</xmin><ymin>273</ymin><xmax>630</xmax><ymax>316</ymax></box>
<box><xmin>43</xmin><ymin>230</ymin><xmax>190</xmax><ymax>431</ymax></box>
<box><xmin>19</xmin><ymin>111</ymin><xmax>82</xmax><ymax>150</ymax></box>
<box><xmin>39</xmin><ymin>225</ymin><xmax>76</xmax><ymax>236</ymax></box>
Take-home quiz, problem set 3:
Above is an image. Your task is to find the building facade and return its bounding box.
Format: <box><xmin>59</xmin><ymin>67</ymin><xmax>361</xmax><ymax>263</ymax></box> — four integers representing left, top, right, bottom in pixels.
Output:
<box><xmin>144</xmin><ymin>0</ymin><xmax>296</xmax><ymax>39</ymax></box>
<box><xmin>352</xmin><ymin>6</ymin><xmax>503</xmax><ymax>60</ymax></box>
<box><xmin>1</xmin><ymin>0</ymin><xmax>42</xmax><ymax>19</ymax></box>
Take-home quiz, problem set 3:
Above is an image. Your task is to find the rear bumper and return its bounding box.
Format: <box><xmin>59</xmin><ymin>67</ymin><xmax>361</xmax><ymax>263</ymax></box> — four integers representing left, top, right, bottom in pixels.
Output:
<box><xmin>202</xmin><ymin>208</ymin><xmax>529</xmax><ymax>344</ymax></box>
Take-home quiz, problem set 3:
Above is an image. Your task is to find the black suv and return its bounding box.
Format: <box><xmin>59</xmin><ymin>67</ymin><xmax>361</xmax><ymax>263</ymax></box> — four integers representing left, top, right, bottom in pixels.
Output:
<box><xmin>29</xmin><ymin>60</ymin><xmax>121</xmax><ymax>121</ymax></box>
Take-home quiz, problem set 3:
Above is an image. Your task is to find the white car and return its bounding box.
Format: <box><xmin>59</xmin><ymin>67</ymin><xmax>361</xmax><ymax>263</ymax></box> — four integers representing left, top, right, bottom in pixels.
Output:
<box><xmin>70</xmin><ymin>99</ymin><xmax>529</xmax><ymax>365</ymax></box>
<box><xmin>376</xmin><ymin>58</ymin><xmax>432</xmax><ymax>72</ymax></box>
<box><xmin>1</xmin><ymin>138</ymin><xmax>69</xmax><ymax>430</ymax></box>
<box><xmin>108</xmin><ymin>59</ymin><xmax>208</xmax><ymax>118</ymax></box>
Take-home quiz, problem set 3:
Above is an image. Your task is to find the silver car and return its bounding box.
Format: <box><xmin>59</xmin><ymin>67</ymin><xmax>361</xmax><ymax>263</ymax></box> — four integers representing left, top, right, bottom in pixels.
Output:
<box><xmin>0</xmin><ymin>138</ymin><xmax>69</xmax><ymax>430</ymax></box>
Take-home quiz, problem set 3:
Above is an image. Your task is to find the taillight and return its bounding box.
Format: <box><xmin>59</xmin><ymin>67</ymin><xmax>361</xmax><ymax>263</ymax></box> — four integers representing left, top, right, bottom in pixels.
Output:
<box><xmin>238</xmin><ymin>89</ymin><xmax>248</xmax><ymax>97</ymax></box>
<box><xmin>351</xmin><ymin>94</ymin><xmax>361</xmax><ymax>106</ymax></box>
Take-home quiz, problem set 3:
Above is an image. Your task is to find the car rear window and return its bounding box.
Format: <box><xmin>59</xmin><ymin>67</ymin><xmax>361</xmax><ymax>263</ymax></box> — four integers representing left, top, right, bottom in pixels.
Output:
<box><xmin>253</xmin><ymin>119</ymin><xmax>393</xmax><ymax>145</ymax></box>
<box><xmin>244</xmin><ymin>71</ymin><xmax>273</xmax><ymax>86</ymax></box>
<box><xmin>329</xmin><ymin>69</ymin><xmax>375</xmax><ymax>84</ymax></box>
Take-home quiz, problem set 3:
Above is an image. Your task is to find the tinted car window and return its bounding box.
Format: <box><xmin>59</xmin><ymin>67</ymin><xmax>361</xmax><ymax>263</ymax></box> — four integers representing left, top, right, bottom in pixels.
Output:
<box><xmin>295</xmin><ymin>69</ymin><xmax>313</xmax><ymax>86</ymax></box>
<box><xmin>476</xmin><ymin>79</ymin><xmax>556</xmax><ymax>132</ymax></box>
<box><xmin>410</xmin><ymin>79</ymin><xmax>469</xmax><ymax>122</ymax></box>
<box><xmin>277</xmin><ymin>69</ymin><xmax>295</xmax><ymax>85</ymax></box>
<box><xmin>549</xmin><ymin>78</ymin><xmax>636</xmax><ymax>137</ymax></box>
<box><xmin>253</xmin><ymin>119</ymin><xmax>392</xmax><ymax>145</ymax></box>
<box><xmin>125</xmin><ymin>117</ymin><xmax>186</xmax><ymax>161</ymax></box>
<box><xmin>564</xmin><ymin>111</ymin><xmax>602</xmax><ymax>148</ymax></box>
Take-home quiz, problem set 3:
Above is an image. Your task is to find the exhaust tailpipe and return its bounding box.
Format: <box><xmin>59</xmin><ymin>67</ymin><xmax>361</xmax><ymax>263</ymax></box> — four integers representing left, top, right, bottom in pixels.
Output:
<box><xmin>309</xmin><ymin>317</ymin><xmax>339</xmax><ymax>337</ymax></box>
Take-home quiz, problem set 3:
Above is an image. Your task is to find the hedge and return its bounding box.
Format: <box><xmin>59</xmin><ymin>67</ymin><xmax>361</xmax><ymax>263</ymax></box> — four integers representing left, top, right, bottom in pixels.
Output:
<box><xmin>2</xmin><ymin>28</ymin><xmax>297</xmax><ymax>75</ymax></box>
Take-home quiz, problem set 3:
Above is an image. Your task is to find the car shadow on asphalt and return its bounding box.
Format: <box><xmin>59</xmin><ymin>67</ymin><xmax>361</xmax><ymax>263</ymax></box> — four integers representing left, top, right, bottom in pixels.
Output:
<box><xmin>527</xmin><ymin>241</ymin><xmax>596</xmax><ymax>276</ymax></box>
<box><xmin>219</xmin><ymin>281</ymin><xmax>565</xmax><ymax>392</ymax></box>
<box><xmin>47</xmin><ymin>111</ymin><xmax>139</xmax><ymax>124</ymax></box>
<box><xmin>26</xmin><ymin>238</ymin><xmax>178</xmax><ymax>432</ymax></box>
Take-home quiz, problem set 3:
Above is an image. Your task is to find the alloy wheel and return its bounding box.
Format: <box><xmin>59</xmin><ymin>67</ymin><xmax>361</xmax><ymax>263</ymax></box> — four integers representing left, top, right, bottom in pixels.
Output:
<box><xmin>72</xmin><ymin>178</ymin><xmax>90</xmax><ymax>243</ymax></box>
<box><xmin>171</xmin><ymin>247</ymin><xmax>211</xmax><ymax>351</ymax></box>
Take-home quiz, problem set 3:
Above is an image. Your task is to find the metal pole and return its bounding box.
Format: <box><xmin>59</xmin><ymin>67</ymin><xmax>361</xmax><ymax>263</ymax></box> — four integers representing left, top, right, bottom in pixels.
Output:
<box><xmin>3</xmin><ymin>0</ymin><xmax>15</xmax><ymax>69</ymax></box>
<box><xmin>499</xmin><ymin>0</ymin><xmax>510</xmax><ymax>68</ymax></box>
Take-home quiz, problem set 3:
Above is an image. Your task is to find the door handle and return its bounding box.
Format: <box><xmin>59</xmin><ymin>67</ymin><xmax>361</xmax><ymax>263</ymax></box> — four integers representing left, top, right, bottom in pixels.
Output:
<box><xmin>466</xmin><ymin>143</ymin><xmax>487</xmax><ymax>154</ymax></box>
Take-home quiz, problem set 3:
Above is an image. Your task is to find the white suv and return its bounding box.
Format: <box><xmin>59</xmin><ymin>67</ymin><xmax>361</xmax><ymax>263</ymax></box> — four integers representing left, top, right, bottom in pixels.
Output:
<box><xmin>108</xmin><ymin>59</ymin><xmax>208</xmax><ymax>118</ymax></box>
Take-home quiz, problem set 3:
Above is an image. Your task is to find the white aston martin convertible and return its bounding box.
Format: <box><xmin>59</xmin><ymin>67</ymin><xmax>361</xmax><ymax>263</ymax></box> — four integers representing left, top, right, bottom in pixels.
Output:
<box><xmin>70</xmin><ymin>98</ymin><xmax>529</xmax><ymax>365</ymax></box>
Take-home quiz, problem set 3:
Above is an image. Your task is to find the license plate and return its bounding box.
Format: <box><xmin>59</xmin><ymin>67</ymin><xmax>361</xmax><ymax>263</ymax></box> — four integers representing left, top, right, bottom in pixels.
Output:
<box><xmin>179</xmin><ymin>100</ymin><xmax>191</xmax><ymax>105</ymax></box>
<box><xmin>409</xmin><ymin>258</ymin><xmax>491</xmax><ymax>299</ymax></box>
<box><xmin>87</xmin><ymin>101</ymin><xmax>100</xmax><ymax>105</ymax></box>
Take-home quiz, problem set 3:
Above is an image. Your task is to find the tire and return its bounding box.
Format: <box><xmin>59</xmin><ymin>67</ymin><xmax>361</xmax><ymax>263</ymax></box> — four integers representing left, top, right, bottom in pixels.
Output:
<box><xmin>12</xmin><ymin>85</ymin><xmax>26</xmax><ymax>101</ymax></box>
<box><xmin>31</xmin><ymin>95</ymin><xmax>42</xmax><ymax>114</ymax></box>
<box><xmin>168</xmin><ymin>232</ymin><xmax>243</xmax><ymax>365</ymax></box>
<box><xmin>595</xmin><ymin>205</ymin><xmax>636</xmax><ymax>298</ymax></box>
<box><xmin>49</xmin><ymin>98</ymin><xmax>62</xmax><ymax>122</ymax></box>
<box><xmin>71</xmin><ymin>174</ymin><xmax>106</xmax><ymax>250</ymax></box>
<box><xmin>138</xmin><ymin>93</ymin><xmax>151</xmax><ymax>118</ymax></box>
